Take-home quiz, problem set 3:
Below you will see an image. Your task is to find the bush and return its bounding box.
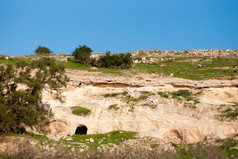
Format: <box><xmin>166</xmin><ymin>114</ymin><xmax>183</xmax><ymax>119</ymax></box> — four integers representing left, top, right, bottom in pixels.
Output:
<box><xmin>72</xmin><ymin>45</ymin><xmax>93</xmax><ymax>65</ymax></box>
<box><xmin>0</xmin><ymin>56</ymin><xmax>5</xmax><ymax>60</ymax></box>
<box><xmin>174</xmin><ymin>90</ymin><xmax>191</xmax><ymax>97</ymax></box>
<box><xmin>108</xmin><ymin>104</ymin><xmax>119</xmax><ymax>110</ymax></box>
<box><xmin>35</xmin><ymin>46</ymin><xmax>52</xmax><ymax>55</ymax></box>
<box><xmin>158</xmin><ymin>92</ymin><xmax>169</xmax><ymax>98</ymax></box>
<box><xmin>97</xmin><ymin>51</ymin><xmax>133</xmax><ymax>69</ymax></box>
<box><xmin>71</xmin><ymin>106</ymin><xmax>91</xmax><ymax>116</ymax></box>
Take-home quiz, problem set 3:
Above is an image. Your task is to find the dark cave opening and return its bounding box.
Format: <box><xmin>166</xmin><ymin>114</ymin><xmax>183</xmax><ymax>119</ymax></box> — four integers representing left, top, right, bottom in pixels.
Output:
<box><xmin>75</xmin><ymin>125</ymin><xmax>88</xmax><ymax>135</ymax></box>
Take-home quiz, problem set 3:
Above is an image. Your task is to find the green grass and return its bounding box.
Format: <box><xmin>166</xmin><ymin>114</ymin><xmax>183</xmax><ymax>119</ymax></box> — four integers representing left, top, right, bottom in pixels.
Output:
<box><xmin>0</xmin><ymin>57</ymin><xmax>24</xmax><ymax>65</ymax></box>
<box><xmin>172</xmin><ymin>138</ymin><xmax>238</xmax><ymax>159</ymax></box>
<box><xmin>158</xmin><ymin>90</ymin><xmax>200</xmax><ymax>104</ymax></box>
<box><xmin>67</xmin><ymin>131</ymin><xmax>137</xmax><ymax>150</ymax></box>
<box><xmin>158</xmin><ymin>92</ymin><xmax>169</xmax><ymax>98</ymax></box>
<box><xmin>3</xmin><ymin>133</ymin><xmax>47</xmax><ymax>141</ymax></box>
<box><xmin>125</xmin><ymin>95</ymin><xmax>145</xmax><ymax>103</ymax></box>
<box><xmin>70</xmin><ymin>106</ymin><xmax>91</xmax><ymax>116</ymax></box>
<box><xmin>133</xmin><ymin>57</ymin><xmax>238</xmax><ymax>80</ymax></box>
<box><xmin>58</xmin><ymin>60</ymin><xmax>124</xmax><ymax>75</ymax></box>
<box><xmin>1</xmin><ymin>55</ymin><xmax>238</xmax><ymax>80</ymax></box>
<box><xmin>220</xmin><ymin>112</ymin><xmax>238</xmax><ymax>118</ymax></box>
<box><xmin>103</xmin><ymin>92</ymin><xmax>128</xmax><ymax>98</ymax></box>
<box><xmin>140</xmin><ymin>91</ymin><xmax>155</xmax><ymax>96</ymax></box>
<box><xmin>56</xmin><ymin>61</ymin><xmax>90</xmax><ymax>70</ymax></box>
<box><xmin>219</xmin><ymin>138</ymin><xmax>238</xmax><ymax>157</ymax></box>
<box><xmin>104</xmin><ymin>93</ymin><xmax>120</xmax><ymax>98</ymax></box>
<box><xmin>219</xmin><ymin>103</ymin><xmax>238</xmax><ymax>119</ymax></box>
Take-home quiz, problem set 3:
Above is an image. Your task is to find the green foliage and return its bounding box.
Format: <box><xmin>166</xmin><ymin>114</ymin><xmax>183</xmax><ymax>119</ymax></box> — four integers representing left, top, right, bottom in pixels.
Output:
<box><xmin>0</xmin><ymin>58</ymin><xmax>69</xmax><ymax>133</ymax></box>
<box><xmin>220</xmin><ymin>138</ymin><xmax>238</xmax><ymax>157</ymax></box>
<box><xmin>157</xmin><ymin>92</ymin><xmax>169</xmax><ymax>98</ymax></box>
<box><xmin>220</xmin><ymin>112</ymin><xmax>238</xmax><ymax>118</ymax></box>
<box><xmin>4</xmin><ymin>133</ymin><xmax>47</xmax><ymax>141</ymax></box>
<box><xmin>57</xmin><ymin>59</ymin><xmax>91</xmax><ymax>70</ymax></box>
<box><xmin>140</xmin><ymin>91</ymin><xmax>155</xmax><ymax>96</ymax></box>
<box><xmin>150</xmin><ymin>143</ymin><xmax>159</xmax><ymax>149</ymax></box>
<box><xmin>30</xmin><ymin>133</ymin><xmax>48</xmax><ymax>140</ymax></box>
<box><xmin>108</xmin><ymin>104</ymin><xmax>119</xmax><ymax>110</ymax></box>
<box><xmin>172</xmin><ymin>90</ymin><xmax>191</xmax><ymax>97</ymax></box>
<box><xmin>134</xmin><ymin>57</ymin><xmax>142</xmax><ymax>61</ymax></box>
<box><xmin>0</xmin><ymin>56</ymin><xmax>5</xmax><ymax>60</ymax></box>
<box><xmin>97</xmin><ymin>52</ymin><xmax>133</xmax><ymax>69</ymax></box>
<box><xmin>173</xmin><ymin>138</ymin><xmax>238</xmax><ymax>159</ymax></box>
<box><xmin>0</xmin><ymin>57</ymin><xmax>22</xmax><ymax>65</ymax></box>
<box><xmin>134</xmin><ymin>57</ymin><xmax>238</xmax><ymax>80</ymax></box>
<box><xmin>104</xmin><ymin>93</ymin><xmax>120</xmax><ymax>98</ymax></box>
<box><xmin>218</xmin><ymin>103</ymin><xmax>238</xmax><ymax>119</ymax></box>
<box><xmin>68</xmin><ymin>131</ymin><xmax>137</xmax><ymax>150</ymax></box>
<box><xmin>158</xmin><ymin>90</ymin><xmax>200</xmax><ymax>104</ymax></box>
<box><xmin>174</xmin><ymin>52</ymin><xmax>181</xmax><ymax>55</ymax></box>
<box><xmin>35</xmin><ymin>46</ymin><xmax>52</xmax><ymax>55</ymax></box>
<box><xmin>103</xmin><ymin>92</ymin><xmax>127</xmax><ymax>98</ymax></box>
<box><xmin>183</xmin><ymin>50</ymin><xmax>189</xmax><ymax>54</ymax></box>
<box><xmin>71</xmin><ymin>106</ymin><xmax>91</xmax><ymax>116</ymax></box>
<box><xmin>72</xmin><ymin>45</ymin><xmax>93</xmax><ymax>65</ymax></box>
<box><xmin>125</xmin><ymin>95</ymin><xmax>146</xmax><ymax>103</ymax></box>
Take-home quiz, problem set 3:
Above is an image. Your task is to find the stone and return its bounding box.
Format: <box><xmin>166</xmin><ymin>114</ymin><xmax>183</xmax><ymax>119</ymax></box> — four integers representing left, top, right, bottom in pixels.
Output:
<box><xmin>91</xmin><ymin>67</ymin><xmax>98</xmax><ymax>70</ymax></box>
<box><xmin>89</xmin><ymin>138</ymin><xmax>94</xmax><ymax>143</ymax></box>
<box><xmin>35</xmin><ymin>68</ymin><xmax>238</xmax><ymax>144</ymax></box>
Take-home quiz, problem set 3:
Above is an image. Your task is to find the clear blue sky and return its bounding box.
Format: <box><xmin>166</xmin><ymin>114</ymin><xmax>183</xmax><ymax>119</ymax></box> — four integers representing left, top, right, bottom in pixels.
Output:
<box><xmin>0</xmin><ymin>0</ymin><xmax>237</xmax><ymax>56</ymax></box>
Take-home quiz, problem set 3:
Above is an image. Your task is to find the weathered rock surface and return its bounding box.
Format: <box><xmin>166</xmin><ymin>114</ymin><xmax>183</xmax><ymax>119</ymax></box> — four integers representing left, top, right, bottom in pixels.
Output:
<box><xmin>39</xmin><ymin>70</ymin><xmax>238</xmax><ymax>143</ymax></box>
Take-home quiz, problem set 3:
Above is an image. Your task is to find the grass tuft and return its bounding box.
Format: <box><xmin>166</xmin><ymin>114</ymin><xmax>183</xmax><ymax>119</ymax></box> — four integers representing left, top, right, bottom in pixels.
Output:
<box><xmin>70</xmin><ymin>106</ymin><xmax>91</xmax><ymax>116</ymax></box>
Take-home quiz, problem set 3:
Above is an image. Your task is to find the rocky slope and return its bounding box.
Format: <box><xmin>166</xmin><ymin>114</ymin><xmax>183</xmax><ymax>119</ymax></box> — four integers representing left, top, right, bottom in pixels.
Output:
<box><xmin>38</xmin><ymin>69</ymin><xmax>238</xmax><ymax>144</ymax></box>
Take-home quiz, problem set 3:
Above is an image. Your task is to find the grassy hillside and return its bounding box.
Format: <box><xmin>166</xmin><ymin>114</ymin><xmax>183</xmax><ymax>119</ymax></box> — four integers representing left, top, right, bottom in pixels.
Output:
<box><xmin>1</xmin><ymin>55</ymin><xmax>237</xmax><ymax>80</ymax></box>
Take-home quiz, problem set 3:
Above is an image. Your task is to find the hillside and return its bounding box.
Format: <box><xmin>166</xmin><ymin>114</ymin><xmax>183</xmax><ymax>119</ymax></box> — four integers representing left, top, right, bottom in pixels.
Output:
<box><xmin>0</xmin><ymin>49</ymin><xmax>238</xmax><ymax>158</ymax></box>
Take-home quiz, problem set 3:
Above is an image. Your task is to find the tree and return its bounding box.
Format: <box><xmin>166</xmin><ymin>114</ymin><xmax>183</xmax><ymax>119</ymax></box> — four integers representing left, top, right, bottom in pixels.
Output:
<box><xmin>72</xmin><ymin>45</ymin><xmax>93</xmax><ymax>64</ymax></box>
<box><xmin>97</xmin><ymin>52</ymin><xmax>133</xmax><ymax>69</ymax></box>
<box><xmin>35</xmin><ymin>46</ymin><xmax>52</xmax><ymax>55</ymax></box>
<box><xmin>0</xmin><ymin>58</ymin><xmax>69</xmax><ymax>133</ymax></box>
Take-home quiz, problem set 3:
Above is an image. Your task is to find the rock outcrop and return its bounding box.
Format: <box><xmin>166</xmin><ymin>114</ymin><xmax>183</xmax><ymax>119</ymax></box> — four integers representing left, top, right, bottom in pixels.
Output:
<box><xmin>36</xmin><ymin>70</ymin><xmax>238</xmax><ymax>143</ymax></box>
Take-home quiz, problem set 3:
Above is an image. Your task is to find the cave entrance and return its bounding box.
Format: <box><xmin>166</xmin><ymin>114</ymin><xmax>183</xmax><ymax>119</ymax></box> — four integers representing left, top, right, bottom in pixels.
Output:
<box><xmin>75</xmin><ymin>125</ymin><xmax>88</xmax><ymax>135</ymax></box>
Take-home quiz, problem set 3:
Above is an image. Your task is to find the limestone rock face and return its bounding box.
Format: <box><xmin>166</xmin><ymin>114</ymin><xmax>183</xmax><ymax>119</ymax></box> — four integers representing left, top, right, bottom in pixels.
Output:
<box><xmin>39</xmin><ymin>70</ymin><xmax>238</xmax><ymax>143</ymax></box>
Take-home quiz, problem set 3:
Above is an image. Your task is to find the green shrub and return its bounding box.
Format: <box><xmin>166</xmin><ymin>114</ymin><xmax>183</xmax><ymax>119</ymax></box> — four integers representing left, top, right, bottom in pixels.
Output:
<box><xmin>134</xmin><ymin>57</ymin><xmax>142</xmax><ymax>61</ymax></box>
<box><xmin>108</xmin><ymin>104</ymin><xmax>119</xmax><ymax>110</ymax></box>
<box><xmin>71</xmin><ymin>106</ymin><xmax>91</xmax><ymax>116</ymax></box>
<box><xmin>174</xmin><ymin>52</ymin><xmax>181</xmax><ymax>55</ymax></box>
<box><xmin>220</xmin><ymin>112</ymin><xmax>238</xmax><ymax>118</ymax></box>
<box><xmin>183</xmin><ymin>50</ymin><xmax>189</xmax><ymax>54</ymax></box>
<box><xmin>158</xmin><ymin>92</ymin><xmax>169</xmax><ymax>98</ymax></box>
<box><xmin>173</xmin><ymin>90</ymin><xmax>191</xmax><ymax>97</ymax></box>
<box><xmin>104</xmin><ymin>93</ymin><xmax>120</xmax><ymax>98</ymax></box>
<box><xmin>97</xmin><ymin>51</ymin><xmax>133</xmax><ymax>69</ymax></box>
<box><xmin>72</xmin><ymin>45</ymin><xmax>93</xmax><ymax>65</ymax></box>
<box><xmin>35</xmin><ymin>46</ymin><xmax>52</xmax><ymax>55</ymax></box>
<box><xmin>140</xmin><ymin>91</ymin><xmax>155</xmax><ymax>96</ymax></box>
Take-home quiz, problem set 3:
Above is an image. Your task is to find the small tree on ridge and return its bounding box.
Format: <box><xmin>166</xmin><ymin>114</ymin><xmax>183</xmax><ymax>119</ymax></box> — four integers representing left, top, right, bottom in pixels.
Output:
<box><xmin>72</xmin><ymin>45</ymin><xmax>93</xmax><ymax>64</ymax></box>
<box><xmin>35</xmin><ymin>46</ymin><xmax>52</xmax><ymax>55</ymax></box>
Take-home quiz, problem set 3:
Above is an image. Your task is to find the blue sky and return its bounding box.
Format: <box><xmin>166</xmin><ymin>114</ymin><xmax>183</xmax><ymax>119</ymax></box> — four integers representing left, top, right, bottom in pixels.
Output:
<box><xmin>0</xmin><ymin>0</ymin><xmax>237</xmax><ymax>56</ymax></box>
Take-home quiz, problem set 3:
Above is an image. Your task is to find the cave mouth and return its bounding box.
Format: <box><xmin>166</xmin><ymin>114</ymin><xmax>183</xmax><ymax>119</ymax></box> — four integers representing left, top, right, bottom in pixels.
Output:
<box><xmin>75</xmin><ymin>125</ymin><xmax>88</xmax><ymax>135</ymax></box>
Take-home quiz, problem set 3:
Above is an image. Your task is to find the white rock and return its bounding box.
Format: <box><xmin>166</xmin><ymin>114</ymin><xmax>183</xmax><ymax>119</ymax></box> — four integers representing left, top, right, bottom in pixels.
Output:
<box><xmin>89</xmin><ymin>138</ymin><xmax>94</xmax><ymax>143</ymax></box>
